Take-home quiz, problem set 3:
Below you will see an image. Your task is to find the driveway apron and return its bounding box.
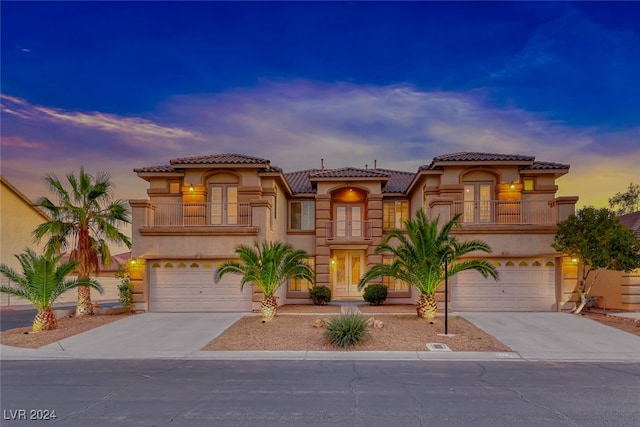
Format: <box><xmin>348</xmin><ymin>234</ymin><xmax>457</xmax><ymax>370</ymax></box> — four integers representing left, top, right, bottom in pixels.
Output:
<box><xmin>461</xmin><ymin>312</ymin><xmax>640</xmax><ymax>362</ymax></box>
<box><xmin>39</xmin><ymin>313</ymin><xmax>244</xmax><ymax>359</ymax></box>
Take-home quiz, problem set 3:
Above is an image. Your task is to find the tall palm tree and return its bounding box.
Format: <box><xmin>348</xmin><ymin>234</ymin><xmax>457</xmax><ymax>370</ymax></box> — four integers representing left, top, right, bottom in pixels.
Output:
<box><xmin>0</xmin><ymin>249</ymin><xmax>102</xmax><ymax>331</ymax></box>
<box><xmin>32</xmin><ymin>167</ymin><xmax>131</xmax><ymax>316</ymax></box>
<box><xmin>358</xmin><ymin>210</ymin><xmax>499</xmax><ymax>322</ymax></box>
<box><xmin>215</xmin><ymin>241</ymin><xmax>314</xmax><ymax>321</ymax></box>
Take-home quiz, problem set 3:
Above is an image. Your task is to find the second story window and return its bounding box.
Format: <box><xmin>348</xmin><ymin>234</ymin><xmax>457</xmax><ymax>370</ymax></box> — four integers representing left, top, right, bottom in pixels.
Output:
<box><xmin>383</xmin><ymin>200</ymin><xmax>409</xmax><ymax>229</ymax></box>
<box><xmin>210</xmin><ymin>185</ymin><xmax>238</xmax><ymax>225</ymax></box>
<box><xmin>290</xmin><ymin>201</ymin><xmax>315</xmax><ymax>230</ymax></box>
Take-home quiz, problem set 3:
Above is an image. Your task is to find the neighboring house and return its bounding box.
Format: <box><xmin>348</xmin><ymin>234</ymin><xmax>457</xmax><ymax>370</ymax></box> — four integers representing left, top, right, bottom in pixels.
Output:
<box><xmin>590</xmin><ymin>211</ymin><xmax>640</xmax><ymax>311</ymax></box>
<box><xmin>129</xmin><ymin>152</ymin><xmax>579</xmax><ymax>313</ymax></box>
<box><xmin>57</xmin><ymin>252</ymin><xmax>132</xmax><ymax>304</ymax></box>
<box><xmin>0</xmin><ymin>176</ymin><xmax>50</xmax><ymax>306</ymax></box>
<box><xmin>0</xmin><ymin>176</ymin><xmax>127</xmax><ymax>307</ymax></box>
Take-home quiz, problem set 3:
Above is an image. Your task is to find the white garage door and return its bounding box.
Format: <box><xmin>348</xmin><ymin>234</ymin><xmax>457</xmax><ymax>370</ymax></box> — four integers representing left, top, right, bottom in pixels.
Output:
<box><xmin>452</xmin><ymin>259</ymin><xmax>556</xmax><ymax>311</ymax></box>
<box><xmin>149</xmin><ymin>260</ymin><xmax>252</xmax><ymax>312</ymax></box>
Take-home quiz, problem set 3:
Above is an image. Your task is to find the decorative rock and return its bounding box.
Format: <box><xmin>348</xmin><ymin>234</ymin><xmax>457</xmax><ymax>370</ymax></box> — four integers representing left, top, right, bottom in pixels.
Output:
<box><xmin>366</xmin><ymin>317</ymin><xmax>375</xmax><ymax>327</ymax></box>
<box><xmin>373</xmin><ymin>320</ymin><xmax>384</xmax><ymax>329</ymax></box>
<box><xmin>312</xmin><ymin>319</ymin><xmax>325</xmax><ymax>328</ymax></box>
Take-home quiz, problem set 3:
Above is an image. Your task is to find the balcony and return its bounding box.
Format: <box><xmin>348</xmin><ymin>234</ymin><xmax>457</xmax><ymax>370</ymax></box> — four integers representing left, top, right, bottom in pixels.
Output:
<box><xmin>452</xmin><ymin>200</ymin><xmax>557</xmax><ymax>225</ymax></box>
<box><xmin>152</xmin><ymin>202</ymin><xmax>252</xmax><ymax>227</ymax></box>
<box><xmin>326</xmin><ymin>220</ymin><xmax>373</xmax><ymax>243</ymax></box>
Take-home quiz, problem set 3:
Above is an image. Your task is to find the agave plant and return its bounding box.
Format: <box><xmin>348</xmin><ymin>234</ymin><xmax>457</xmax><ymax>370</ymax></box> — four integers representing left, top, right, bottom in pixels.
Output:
<box><xmin>358</xmin><ymin>210</ymin><xmax>499</xmax><ymax>322</ymax></box>
<box><xmin>215</xmin><ymin>241</ymin><xmax>314</xmax><ymax>321</ymax></box>
<box><xmin>0</xmin><ymin>249</ymin><xmax>103</xmax><ymax>331</ymax></box>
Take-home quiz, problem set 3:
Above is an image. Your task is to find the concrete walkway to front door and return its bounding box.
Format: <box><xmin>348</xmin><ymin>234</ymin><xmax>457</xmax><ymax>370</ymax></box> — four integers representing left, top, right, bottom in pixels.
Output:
<box><xmin>460</xmin><ymin>312</ymin><xmax>640</xmax><ymax>362</ymax></box>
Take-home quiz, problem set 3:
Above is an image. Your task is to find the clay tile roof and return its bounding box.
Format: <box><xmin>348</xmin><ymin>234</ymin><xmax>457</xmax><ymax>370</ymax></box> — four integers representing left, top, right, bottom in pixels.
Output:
<box><xmin>285</xmin><ymin>168</ymin><xmax>413</xmax><ymax>194</ymax></box>
<box><xmin>619</xmin><ymin>211</ymin><xmax>640</xmax><ymax>240</ymax></box>
<box><xmin>522</xmin><ymin>161</ymin><xmax>570</xmax><ymax>170</ymax></box>
<box><xmin>133</xmin><ymin>164</ymin><xmax>176</xmax><ymax>173</ymax></box>
<box><xmin>170</xmin><ymin>153</ymin><xmax>270</xmax><ymax>166</ymax></box>
<box><xmin>433</xmin><ymin>152</ymin><xmax>535</xmax><ymax>162</ymax></box>
<box><xmin>285</xmin><ymin>170</ymin><xmax>319</xmax><ymax>194</ymax></box>
<box><xmin>378</xmin><ymin>169</ymin><xmax>416</xmax><ymax>193</ymax></box>
<box><xmin>309</xmin><ymin>167</ymin><xmax>390</xmax><ymax>179</ymax></box>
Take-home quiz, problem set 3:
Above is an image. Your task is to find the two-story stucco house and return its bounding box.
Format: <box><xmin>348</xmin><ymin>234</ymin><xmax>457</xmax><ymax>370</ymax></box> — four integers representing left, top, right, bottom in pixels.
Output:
<box><xmin>129</xmin><ymin>152</ymin><xmax>580</xmax><ymax>313</ymax></box>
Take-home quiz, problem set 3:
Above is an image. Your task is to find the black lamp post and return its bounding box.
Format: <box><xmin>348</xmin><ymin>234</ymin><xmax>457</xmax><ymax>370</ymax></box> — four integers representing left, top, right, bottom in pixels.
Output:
<box><xmin>444</xmin><ymin>250</ymin><xmax>449</xmax><ymax>336</ymax></box>
<box><xmin>444</xmin><ymin>236</ymin><xmax>449</xmax><ymax>336</ymax></box>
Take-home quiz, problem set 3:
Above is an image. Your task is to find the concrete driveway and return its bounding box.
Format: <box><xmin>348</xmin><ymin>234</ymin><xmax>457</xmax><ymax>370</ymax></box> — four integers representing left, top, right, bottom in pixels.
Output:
<box><xmin>38</xmin><ymin>313</ymin><xmax>245</xmax><ymax>359</ymax></box>
<box><xmin>461</xmin><ymin>312</ymin><xmax>640</xmax><ymax>362</ymax></box>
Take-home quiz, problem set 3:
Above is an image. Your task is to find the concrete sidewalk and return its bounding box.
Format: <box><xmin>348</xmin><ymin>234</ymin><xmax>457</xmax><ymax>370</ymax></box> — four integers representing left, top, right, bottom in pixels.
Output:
<box><xmin>1</xmin><ymin>312</ymin><xmax>639</xmax><ymax>362</ymax></box>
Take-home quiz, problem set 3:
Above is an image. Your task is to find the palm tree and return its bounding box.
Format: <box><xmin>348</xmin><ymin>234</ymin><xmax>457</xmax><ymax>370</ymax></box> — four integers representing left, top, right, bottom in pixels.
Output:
<box><xmin>32</xmin><ymin>167</ymin><xmax>131</xmax><ymax>316</ymax></box>
<box><xmin>215</xmin><ymin>241</ymin><xmax>314</xmax><ymax>321</ymax></box>
<box><xmin>358</xmin><ymin>210</ymin><xmax>499</xmax><ymax>322</ymax></box>
<box><xmin>0</xmin><ymin>249</ymin><xmax>102</xmax><ymax>331</ymax></box>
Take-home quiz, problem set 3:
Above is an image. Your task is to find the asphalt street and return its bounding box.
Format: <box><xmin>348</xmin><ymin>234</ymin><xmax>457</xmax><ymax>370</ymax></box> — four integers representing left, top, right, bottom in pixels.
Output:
<box><xmin>2</xmin><ymin>360</ymin><xmax>639</xmax><ymax>427</ymax></box>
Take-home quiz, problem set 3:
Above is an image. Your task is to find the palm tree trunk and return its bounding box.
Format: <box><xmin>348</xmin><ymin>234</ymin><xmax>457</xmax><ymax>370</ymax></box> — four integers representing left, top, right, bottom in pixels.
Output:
<box><xmin>416</xmin><ymin>294</ymin><xmax>438</xmax><ymax>322</ymax></box>
<box><xmin>33</xmin><ymin>306</ymin><xmax>58</xmax><ymax>331</ymax></box>
<box><xmin>260</xmin><ymin>295</ymin><xmax>278</xmax><ymax>321</ymax></box>
<box><xmin>76</xmin><ymin>285</ymin><xmax>94</xmax><ymax>316</ymax></box>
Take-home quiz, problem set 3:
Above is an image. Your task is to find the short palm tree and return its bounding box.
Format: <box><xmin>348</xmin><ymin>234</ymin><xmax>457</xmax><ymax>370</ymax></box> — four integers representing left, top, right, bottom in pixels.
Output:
<box><xmin>358</xmin><ymin>210</ymin><xmax>499</xmax><ymax>322</ymax></box>
<box><xmin>215</xmin><ymin>241</ymin><xmax>314</xmax><ymax>321</ymax></box>
<box><xmin>33</xmin><ymin>167</ymin><xmax>131</xmax><ymax>316</ymax></box>
<box><xmin>0</xmin><ymin>249</ymin><xmax>102</xmax><ymax>331</ymax></box>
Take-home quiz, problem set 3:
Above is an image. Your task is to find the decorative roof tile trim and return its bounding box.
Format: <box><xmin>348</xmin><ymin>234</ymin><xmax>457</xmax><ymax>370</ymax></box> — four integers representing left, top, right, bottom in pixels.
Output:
<box><xmin>522</xmin><ymin>161</ymin><xmax>570</xmax><ymax>170</ymax></box>
<box><xmin>133</xmin><ymin>165</ymin><xmax>176</xmax><ymax>173</ymax></box>
<box><xmin>170</xmin><ymin>153</ymin><xmax>271</xmax><ymax>165</ymax></box>
<box><xmin>433</xmin><ymin>152</ymin><xmax>536</xmax><ymax>162</ymax></box>
<box><xmin>310</xmin><ymin>167</ymin><xmax>391</xmax><ymax>179</ymax></box>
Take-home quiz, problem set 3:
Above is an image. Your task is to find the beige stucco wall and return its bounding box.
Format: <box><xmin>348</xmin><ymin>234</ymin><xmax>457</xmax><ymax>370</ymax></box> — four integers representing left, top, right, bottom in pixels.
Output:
<box><xmin>0</xmin><ymin>179</ymin><xmax>48</xmax><ymax>271</ymax></box>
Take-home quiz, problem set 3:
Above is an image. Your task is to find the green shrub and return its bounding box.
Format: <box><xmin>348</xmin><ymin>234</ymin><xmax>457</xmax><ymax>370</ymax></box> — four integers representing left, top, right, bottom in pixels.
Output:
<box><xmin>363</xmin><ymin>284</ymin><xmax>388</xmax><ymax>306</ymax></box>
<box><xmin>309</xmin><ymin>285</ymin><xmax>332</xmax><ymax>305</ymax></box>
<box><xmin>117</xmin><ymin>278</ymin><xmax>135</xmax><ymax>314</ymax></box>
<box><xmin>325</xmin><ymin>313</ymin><xmax>369</xmax><ymax>349</ymax></box>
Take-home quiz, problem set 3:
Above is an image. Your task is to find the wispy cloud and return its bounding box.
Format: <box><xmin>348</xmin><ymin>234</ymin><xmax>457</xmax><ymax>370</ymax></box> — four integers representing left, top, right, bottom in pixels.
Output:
<box><xmin>1</xmin><ymin>94</ymin><xmax>203</xmax><ymax>141</ymax></box>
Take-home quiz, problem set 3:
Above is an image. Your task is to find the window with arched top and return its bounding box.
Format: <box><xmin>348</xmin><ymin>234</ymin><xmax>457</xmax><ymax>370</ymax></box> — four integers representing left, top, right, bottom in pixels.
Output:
<box><xmin>546</xmin><ymin>261</ymin><xmax>555</xmax><ymax>267</ymax></box>
<box><xmin>152</xmin><ymin>262</ymin><xmax>160</xmax><ymax>268</ymax></box>
<box><xmin>532</xmin><ymin>261</ymin><xmax>541</xmax><ymax>267</ymax></box>
<box><xmin>177</xmin><ymin>262</ymin><xmax>187</xmax><ymax>268</ymax></box>
<box><xmin>505</xmin><ymin>261</ymin><xmax>515</xmax><ymax>267</ymax></box>
<box><xmin>164</xmin><ymin>262</ymin><xmax>174</xmax><ymax>268</ymax></box>
<box><xmin>519</xmin><ymin>261</ymin><xmax>528</xmax><ymax>267</ymax></box>
<box><xmin>190</xmin><ymin>263</ymin><xmax>199</xmax><ymax>268</ymax></box>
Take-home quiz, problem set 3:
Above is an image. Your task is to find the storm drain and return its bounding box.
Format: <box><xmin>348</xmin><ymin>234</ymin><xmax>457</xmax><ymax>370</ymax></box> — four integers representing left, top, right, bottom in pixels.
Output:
<box><xmin>426</xmin><ymin>343</ymin><xmax>452</xmax><ymax>352</ymax></box>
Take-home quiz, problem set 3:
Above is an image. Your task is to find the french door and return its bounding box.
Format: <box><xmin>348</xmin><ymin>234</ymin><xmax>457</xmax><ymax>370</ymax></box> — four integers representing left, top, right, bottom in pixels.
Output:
<box><xmin>335</xmin><ymin>204</ymin><xmax>363</xmax><ymax>238</ymax></box>
<box><xmin>331</xmin><ymin>250</ymin><xmax>365</xmax><ymax>299</ymax></box>
<box><xmin>210</xmin><ymin>185</ymin><xmax>238</xmax><ymax>225</ymax></box>
<box><xmin>463</xmin><ymin>183</ymin><xmax>492</xmax><ymax>224</ymax></box>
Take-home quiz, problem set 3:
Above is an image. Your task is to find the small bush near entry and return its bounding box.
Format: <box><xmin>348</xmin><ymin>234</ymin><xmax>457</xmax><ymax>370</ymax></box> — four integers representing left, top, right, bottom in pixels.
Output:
<box><xmin>363</xmin><ymin>284</ymin><xmax>388</xmax><ymax>306</ymax></box>
<box><xmin>326</xmin><ymin>313</ymin><xmax>369</xmax><ymax>349</ymax></box>
<box><xmin>309</xmin><ymin>285</ymin><xmax>332</xmax><ymax>305</ymax></box>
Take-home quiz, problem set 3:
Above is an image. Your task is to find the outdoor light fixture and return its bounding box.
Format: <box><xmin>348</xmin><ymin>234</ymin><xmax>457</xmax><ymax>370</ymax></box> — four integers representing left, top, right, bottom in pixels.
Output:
<box><xmin>509</xmin><ymin>182</ymin><xmax>516</xmax><ymax>190</ymax></box>
<box><xmin>189</xmin><ymin>184</ymin><xmax>194</xmax><ymax>193</ymax></box>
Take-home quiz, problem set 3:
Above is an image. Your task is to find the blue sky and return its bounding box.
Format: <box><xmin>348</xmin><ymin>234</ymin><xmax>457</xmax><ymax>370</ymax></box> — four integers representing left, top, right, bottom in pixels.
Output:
<box><xmin>1</xmin><ymin>1</ymin><xmax>639</xmax><ymax>209</ymax></box>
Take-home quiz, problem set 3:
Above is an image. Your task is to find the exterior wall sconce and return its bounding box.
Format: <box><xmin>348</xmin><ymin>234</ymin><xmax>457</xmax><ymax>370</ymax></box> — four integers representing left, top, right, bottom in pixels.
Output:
<box><xmin>509</xmin><ymin>182</ymin><xmax>517</xmax><ymax>190</ymax></box>
<box><xmin>189</xmin><ymin>184</ymin><xmax>194</xmax><ymax>193</ymax></box>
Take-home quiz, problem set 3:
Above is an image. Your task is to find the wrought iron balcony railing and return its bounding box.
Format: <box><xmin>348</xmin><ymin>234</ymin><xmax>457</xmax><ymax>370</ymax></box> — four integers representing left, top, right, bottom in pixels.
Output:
<box><xmin>152</xmin><ymin>202</ymin><xmax>252</xmax><ymax>227</ymax></box>
<box><xmin>325</xmin><ymin>220</ymin><xmax>373</xmax><ymax>242</ymax></box>
<box><xmin>452</xmin><ymin>200</ymin><xmax>557</xmax><ymax>225</ymax></box>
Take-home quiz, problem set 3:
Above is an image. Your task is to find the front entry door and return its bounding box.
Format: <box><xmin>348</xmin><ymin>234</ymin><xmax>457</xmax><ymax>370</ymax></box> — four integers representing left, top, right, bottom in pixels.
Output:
<box><xmin>332</xmin><ymin>250</ymin><xmax>365</xmax><ymax>299</ymax></box>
